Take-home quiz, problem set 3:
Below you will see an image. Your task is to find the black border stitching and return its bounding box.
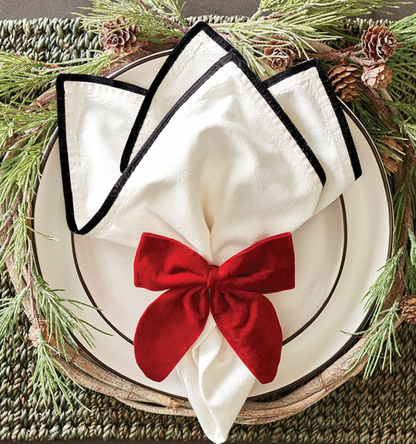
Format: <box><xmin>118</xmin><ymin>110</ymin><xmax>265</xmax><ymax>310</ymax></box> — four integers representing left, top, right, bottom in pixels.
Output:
<box><xmin>119</xmin><ymin>21</ymin><xmax>236</xmax><ymax>172</ymax></box>
<box><xmin>264</xmin><ymin>58</ymin><xmax>362</xmax><ymax>180</ymax></box>
<box><xmin>55</xmin><ymin>73</ymin><xmax>147</xmax><ymax>232</ymax></box>
<box><xmin>57</xmin><ymin>50</ymin><xmax>326</xmax><ymax>235</ymax></box>
<box><xmin>57</xmin><ymin>73</ymin><xmax>148</xmax><ymax>95</ymax></box>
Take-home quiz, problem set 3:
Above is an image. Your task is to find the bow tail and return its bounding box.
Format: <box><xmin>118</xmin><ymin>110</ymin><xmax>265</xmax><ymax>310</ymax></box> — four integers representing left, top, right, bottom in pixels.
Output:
<box><xmin>134</xmin><ymin>286</ymin><xmax>210</xmax><ymax>382</ymax></box>
<box><xmin>211</xmin><ymin>290</ymin><xmax>282</xmax><ymax>384</ymax></box>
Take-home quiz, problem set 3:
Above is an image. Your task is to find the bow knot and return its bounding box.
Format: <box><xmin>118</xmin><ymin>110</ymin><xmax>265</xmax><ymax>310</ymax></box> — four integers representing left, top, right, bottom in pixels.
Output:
<box><xmin>133</xmin><ymin>232</ymin><xmax>295</xmax><ymax>384</ymax></box>
<box><xmin>206</xmin><ymin>265</ymin><xmax>220</xmax><ymax>290</ymax></box>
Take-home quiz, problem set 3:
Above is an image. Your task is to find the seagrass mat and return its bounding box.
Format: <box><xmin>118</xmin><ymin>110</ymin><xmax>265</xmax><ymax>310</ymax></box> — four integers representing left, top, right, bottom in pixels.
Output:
<box><xmin>0</xmin><ymin>16</ymin><xmax>412</xmax><ymax>444</ymax></box>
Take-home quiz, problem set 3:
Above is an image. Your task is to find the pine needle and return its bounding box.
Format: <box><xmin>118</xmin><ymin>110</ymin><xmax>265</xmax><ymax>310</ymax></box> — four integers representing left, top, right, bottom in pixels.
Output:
<box><xmin>34</xmin><ymin>273</ymin><xmax>111</xmax><ymax>358</ymax></box>
<box><xmin>361</xmin><ymin>248</ymin><xmax>403</xmax><ymax>322</ymax></box>
<box><xmin>29</xmin><ymin>332</ymin><xmax>87</xmax><ymax>411</ymax></box>
<box><xmin>0</xmin><ymin>52</ymin><xmax>112</xmax><ymax>104</ymax></box>
<box><xmin>346</xmin><ymin>301</ymin><xmax>401</xmax><ymax>378</ymax></box>
<box><xmin>0</xmin><ymin>286</ymin><xmax>27</xmax><ymax>351</ymax></box>
<box><xmin>78</xmin><ymin>0</ymin><xmax>187</xmax><ymax>41</ymax></box>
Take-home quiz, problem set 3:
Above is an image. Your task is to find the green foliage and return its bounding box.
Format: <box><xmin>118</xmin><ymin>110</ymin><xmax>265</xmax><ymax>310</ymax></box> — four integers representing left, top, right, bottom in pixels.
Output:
<box><xmin>255</xmin><ymin>0</ymin><xmax>402</xmax><ymax>19</ymax></box>
<box><xmin>350</xmin><ymin>300</ymin><xmax>401</xmax><ymax>378</ymax></box>
<box><xmin>79</xmin><ymin>0</ymin><xmax>187</xmax><ymax>44</ymax></box>
<box><xmin>78</xmin><ymin>0</ymin><xmax>402</xmax><ymax>77</ymax></box>
<box><xmin>147</xmin><ymin>0</ymin><xmax>187</xmax><ymax>26</ymax></box>
<box><xmin>0</xmin><ymin>50</ymin><xmax>114</xmax><ymax>413</ymax></box>
<box><xmin>0</xmin><ymin>0</ymin><xmax>415</xmax><ymax>412</ymax></box>
<box><xmin>0</xmin><ymin>103</ymin><xmax>56</xmax><ymax>274</ymax></box>
<box><xmin>345</xmin><ymin>249</ymin><xmax>403</xmax><ymax>378</ymax></box>
<box><xmin>34</xmin><ymin>273</ymin><xmax>110</xmax><ymax>357</ymax></box>
<box><xmin>0</xmin><ymin>52</ymin><xmax>112</xmax><ymax>104</ymax></box>
<box><xmin>28</xmin><ymin>273</ymin><xmax>110</xmax><ymax>410</ymax></box>
<box><xmin>0</xmin><ymin>286</ymin><xmax>27</xmax><ymax>350</ymax></box>
<box><xmin>215</xmin><ymin>17</ymin><xmax>337</xmax><ymax>77</ymax></box>
<box><xmin>219</xmin><ymin>0</ymin><xmax>402</xmax><ymax>75</ymax></box>
<box><xmin>29</xmin><ymin>331</ymin><xmax>86</xmax><ymax>410</ymax></box>
<box><xmin>363</xmin><ymin>248</ymin><xmax>403</xmax><ymax>323</ymax></box>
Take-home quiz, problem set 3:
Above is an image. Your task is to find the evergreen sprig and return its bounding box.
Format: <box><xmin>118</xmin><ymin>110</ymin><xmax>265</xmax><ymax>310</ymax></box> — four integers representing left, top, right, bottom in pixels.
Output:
<box><xmin>0</xmin><ymin>0</ymin><xmax>415</xmax><ymax>413</ymax></box>
<box><xmin>34</xmin><ymin>273</ymin><xmax>110</xmax><ymax>357</ymax></box>
<box><xmin>0</xmin><ymin>286</ymin><xmax>27</xmax><ymax>350</ymax></box>
<box><xmin>345</xmin><ymin>251</ymin><xmax>404</xmax><ymax>379</ymax></box>
<box><xmin>29</xmin><ymin>331</ymin><xmax>86</xmax><ymax>410</ymax></box>
<box><xmin>349</xmin><ymin>300</ymin><xmax>401</xmax><ymax>378</ymax></box>
<box><xmin>0</xmin><ymin>54</ymin><xmax>115</xmax><ymax>411</ymax></box>
<box><xmin>362</xmin><ymin>248</ymin><xmax>403</xmax><ymax>324</ymax></box>
<box><xmin>253</xmin><ymin>0</ymin><xmax>402</xmax><ymax>20</ymax></box>
<box><xmin>79</xmin><ymin>0</ymin><xmax>187</xmax><ymax>43</ymax></box>
<box><xmin>0</xmin><ymin>52</ymin><xmax>112</xmax><ymax>104</ymax></box>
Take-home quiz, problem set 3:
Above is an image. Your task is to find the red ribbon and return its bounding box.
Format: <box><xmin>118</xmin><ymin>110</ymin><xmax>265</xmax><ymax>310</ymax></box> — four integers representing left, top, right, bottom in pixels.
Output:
<box><xmin>133</xmin><ymin>232</ymin><xmax>295</xmax><ymax>383</ymax></box>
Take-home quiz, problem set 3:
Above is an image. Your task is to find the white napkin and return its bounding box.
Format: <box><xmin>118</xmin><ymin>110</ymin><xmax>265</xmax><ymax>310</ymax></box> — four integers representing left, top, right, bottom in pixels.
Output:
<box><xmin>56</xmin><ymin>75</ymin><xmax>147</xmax><ymax>231</ymax></box>
<box><xmin>56</xmin><ymin>22</ymin><xmax>361</xmax><ymax>444</ymax></box>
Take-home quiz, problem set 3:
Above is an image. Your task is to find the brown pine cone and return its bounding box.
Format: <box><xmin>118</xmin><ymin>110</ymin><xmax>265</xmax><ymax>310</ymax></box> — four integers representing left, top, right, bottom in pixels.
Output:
<box><xmin>263</xmin><ymin>40</ymin><xmax>297</xmax><ymax>71</ymax></box>
<box><xmin>327</xmin><ymin>64</ymin><xmax>361</xmax><ymax>102</ymax></box>
<box><xmin>361</xmin><ymin>25</ymin><xmax>397</xmax><ymax>62</ymax></box>
<box><xmin>101</xmin><ymin>17</ymin><xmax>141</xmax><ymax>55</ymax></box>
<box><xmin>401</xmin><ymin>295</ymin><xmax>416</xmax><ymax>325</ymax></box>
<box><xmin>380</xmin><ymin>138</ymin><xmax>404</xmax><ymax>174</ymax></box>
<box><xmin>361</xmin><ymin>64</ymin><xmax>393</xmax><ymax>89</ymax></box>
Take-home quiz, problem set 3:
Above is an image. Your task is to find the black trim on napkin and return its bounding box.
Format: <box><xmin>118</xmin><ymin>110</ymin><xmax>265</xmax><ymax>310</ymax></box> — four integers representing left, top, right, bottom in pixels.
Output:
<box><xmin>119</xmin><ymin>21</ymin><xmax>325</xmax><ymax>183</ymax></box>
<box><xmin>57</xmin><ymin>51</ymin><xmax>326</xmax><ymax>235</ymax></box>
<box><xmin>56</xmin><ymin>73</ymin><xmax>148</xmax><ymax>95</ymax></box>
<box><xmin>119</xmin><ymin>21</ymin><xmax>236</xmax><ymax>172</ymax></box>
<box><xmin>264</xmin><ymin>59</ymin><xmax>362</xmax><ymax>181</ymax></box>
<box><xmin>56</xmin><ymin>73</ymin><xmax>147</xmax><ymax>233</ymax></box>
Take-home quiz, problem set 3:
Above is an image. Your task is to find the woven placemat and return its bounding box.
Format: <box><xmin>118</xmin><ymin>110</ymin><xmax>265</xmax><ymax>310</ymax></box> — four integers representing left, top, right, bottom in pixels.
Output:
<box><xmin>0</xmin><ymin>16</ymin><xmax>410</xmax><ymax>443</ymax></box>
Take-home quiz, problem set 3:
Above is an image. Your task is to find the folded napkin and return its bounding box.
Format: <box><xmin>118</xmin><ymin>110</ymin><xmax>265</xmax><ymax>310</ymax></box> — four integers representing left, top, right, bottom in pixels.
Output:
<box><xmin>56</xmin><ymin>22</ymin><xmax>361</xmax><ymax>443</ymax></box>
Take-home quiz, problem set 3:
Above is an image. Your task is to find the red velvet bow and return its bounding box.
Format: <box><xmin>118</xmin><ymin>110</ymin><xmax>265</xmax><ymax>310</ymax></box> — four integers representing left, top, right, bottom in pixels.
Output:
<box><xmin>133</xmin><ymin>232</ymin><xmax>295</xmax><ymax>384</ymax></box>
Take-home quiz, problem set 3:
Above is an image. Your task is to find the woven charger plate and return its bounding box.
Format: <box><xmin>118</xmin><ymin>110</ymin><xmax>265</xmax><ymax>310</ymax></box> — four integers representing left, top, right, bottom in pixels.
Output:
<box><xmin>20</xmin><ymin>50</ymin><xmax>392</xmax><ymax>423</ymax></box>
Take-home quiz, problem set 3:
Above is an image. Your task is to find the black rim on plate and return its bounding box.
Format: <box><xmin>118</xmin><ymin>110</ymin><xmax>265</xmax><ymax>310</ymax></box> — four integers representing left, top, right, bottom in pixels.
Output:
<box><xmin>31</xmin><ymin>51</ymin><xmax>394</xmax><ymax>401</ymax></box>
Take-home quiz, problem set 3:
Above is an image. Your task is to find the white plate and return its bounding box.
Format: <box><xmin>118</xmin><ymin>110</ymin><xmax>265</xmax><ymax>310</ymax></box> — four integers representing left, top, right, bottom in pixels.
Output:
<box><xmin>33</xmin><ymin>52</ymin><xmax>393</xmax><ymax>398</ymax></box>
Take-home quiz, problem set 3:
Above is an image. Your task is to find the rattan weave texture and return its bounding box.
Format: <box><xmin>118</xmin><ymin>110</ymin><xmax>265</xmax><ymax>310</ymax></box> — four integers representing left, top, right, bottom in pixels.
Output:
<box><xmin>0</xmin><ymin>16</ymin><xmax>408</xmax><ymax>443</ymax></box>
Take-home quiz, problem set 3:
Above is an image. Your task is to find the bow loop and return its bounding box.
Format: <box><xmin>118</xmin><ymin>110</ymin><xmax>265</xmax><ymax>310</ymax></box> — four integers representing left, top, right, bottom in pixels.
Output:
<box><xmin>133</xmin><ymin>232</ymin><xmax>295</xmax><ymax>383</ymax></box>
<box><xmin>134</xmin><ymin>232</ymin><xmax>209</xmax><ymax>290</ymax></box>
<box><xmin>218</xmin><ymin>232</ymin><xmax>295</xmax><ymax>293</ymax></box>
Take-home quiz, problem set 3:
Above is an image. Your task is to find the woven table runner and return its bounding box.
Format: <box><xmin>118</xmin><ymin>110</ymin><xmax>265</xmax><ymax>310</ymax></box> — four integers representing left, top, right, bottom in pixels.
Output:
<box><xmin>0</xmin><ymin>16</ymin><xmax>411</xmax><ymax>444</ymax></box>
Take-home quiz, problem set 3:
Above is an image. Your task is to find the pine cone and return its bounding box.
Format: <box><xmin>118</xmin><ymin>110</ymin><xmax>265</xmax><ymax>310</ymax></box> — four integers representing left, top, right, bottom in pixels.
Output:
<box><xmin>101</xmin><ymin>18</ymin><xmax>141</xmax><ymax>55</ymax></box>
<box><xmin>380</xmin><ymin>138</ymin><xmax>404</xmax><ymax>174</ymax></box>
<box><xmin>327</xmin><ymin>64</ymin><xmax>361</xmax><ymax>102</ymax></box>
<box><xmin>361</xmin><ymin>64</ymin><xmax>393</xmax><ymax>90</ymax></box>
<box><xmin>361</xmin><ymin>25</ymin><xmax>397</xmax><ymax>62</ymax></box>
<box><xmin>263</xmin><ymin>40</ymin><xmax>297</xmax><ymax>71</ymax></box>
<box><xmin>401</xmin><ymin>295</ymin><xmax>416</xmax><ymax>325</ymax></box>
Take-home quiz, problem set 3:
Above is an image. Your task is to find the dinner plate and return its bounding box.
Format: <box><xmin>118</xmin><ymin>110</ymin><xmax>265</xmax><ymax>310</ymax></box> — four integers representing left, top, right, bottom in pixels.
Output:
<box><xmin>33</xmin><ymin>51</ymin><xmax>393</xmax><ymax>398</ymax></box>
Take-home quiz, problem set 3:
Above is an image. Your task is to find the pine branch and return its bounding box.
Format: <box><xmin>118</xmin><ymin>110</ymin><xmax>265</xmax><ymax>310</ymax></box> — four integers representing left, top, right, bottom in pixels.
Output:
<box><xmin>0</xmin><ymin>285</ymin><xmax>27</xmax><ymax>351</ymax></box>
<box><xmin>78</xmin><ymin>0</ymin><xmax>187</xmax><ymax>43</ymax></box>
<box><xmin>33</xmin><ymin>272</ymin><xmax>111</xmax><ymax>357</ymax></box>
<box><xmin>253</xmin><ymin>0</ymin><xmax>402</xmax><ymax>20</ymax></box>
<box><xmin>347</xmin><ymin>300</ymin><xmax>401</xmax><ymax>378</ymax></box>
<box><xmin>145</xmin><ymin>0</ymin><xmax>188</xmax><ymax>28</ymax></box>
<box><xmin>29</xmin><ymin>332</ymin><xmax>87</xmax><ymax>411</ymax></box>
<box><xmin>362</xmin><ymin>248</ymin><xmax>403</xmax><ymax>322</ymax></box>
<box><xmin>0</xmin><ymin>52</ymin><xmax>112</xmax><ymax>104</ymax></box>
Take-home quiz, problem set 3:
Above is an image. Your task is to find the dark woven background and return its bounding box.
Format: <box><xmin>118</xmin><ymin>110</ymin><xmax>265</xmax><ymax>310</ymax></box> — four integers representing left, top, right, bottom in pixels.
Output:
<box><xmin>0</xmin><ymin>3</ymin><xmax>415</xmax><ymax>443</ymax></box>
<box><xmin>1</xmin><ymin>266</ymin><xmax>416</xmax><ymax>443</ymax></box>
